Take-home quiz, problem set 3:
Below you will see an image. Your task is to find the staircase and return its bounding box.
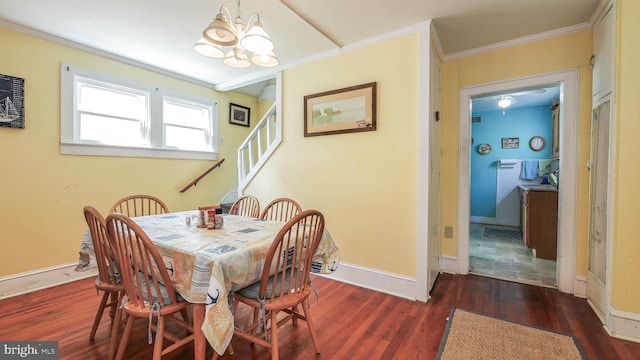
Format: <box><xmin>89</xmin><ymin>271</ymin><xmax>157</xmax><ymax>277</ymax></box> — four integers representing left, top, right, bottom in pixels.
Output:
<box><xmin>237</xmin><ymin>100</ymin><xmax>282</xmax><ymax>193</ymax></box>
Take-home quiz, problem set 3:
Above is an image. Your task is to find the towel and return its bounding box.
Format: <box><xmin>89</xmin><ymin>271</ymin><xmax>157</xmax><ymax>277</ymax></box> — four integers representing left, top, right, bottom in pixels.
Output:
<box><xmin>521</xmin><ymin>160</ymin><xmax>539</xmax><ymax>180</ymax></box>
<box><xmin>538</xmin><ymin>159</ymin><xmax>551</xmax><ymax>175</ymax></box>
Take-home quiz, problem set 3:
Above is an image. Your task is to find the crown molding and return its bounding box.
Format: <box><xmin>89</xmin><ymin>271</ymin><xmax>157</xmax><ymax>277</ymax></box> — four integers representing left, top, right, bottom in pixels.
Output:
<box><xmin>590</xmin><ymin>0</ymin><xmax>614</xmax><ymax>25</ymax></box>
<box><xmin>216</xmin><ymin>20</ymin><xmax>433</xmax><ymax>92</ymax></box>
<box><xmin>444</xmin><ymin>22</ymin><xmax>592</xmax><ymax>61</ymax></box>
<box><xmin>0</xmin><ymin>19</ymin><xmax>215</xmax><ymax>89</ymax></box>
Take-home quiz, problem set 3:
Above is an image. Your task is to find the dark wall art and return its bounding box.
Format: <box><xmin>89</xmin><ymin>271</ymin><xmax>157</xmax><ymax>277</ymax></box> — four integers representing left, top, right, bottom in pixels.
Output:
<box><xmin>0</xmin><ymin>74</ymin><xmax>25</xmax><ymax>129</ymax></box>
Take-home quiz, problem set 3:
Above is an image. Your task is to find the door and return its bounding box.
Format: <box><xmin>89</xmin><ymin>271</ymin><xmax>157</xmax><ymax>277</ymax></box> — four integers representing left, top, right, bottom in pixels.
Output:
<box><xmin>592</xmin><ymin>3</ymin><xmax>615</xmax><ymax>101</ymax></box>
<box><xmin>587</xmin><ymin>100</ymin><xmax>611</xmax><ymax>320</ymax></box>
<box><xmin>427</xmin><ymin>52</ymin><xmax>441</xmax><ymax>293</ymax></box>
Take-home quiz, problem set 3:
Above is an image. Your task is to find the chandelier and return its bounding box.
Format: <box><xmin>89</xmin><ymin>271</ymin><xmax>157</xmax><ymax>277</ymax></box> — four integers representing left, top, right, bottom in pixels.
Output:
<box><xmin>193</xmin><ymin>0</ymin><xmax>278</xmax><ymax>68</ymax></box>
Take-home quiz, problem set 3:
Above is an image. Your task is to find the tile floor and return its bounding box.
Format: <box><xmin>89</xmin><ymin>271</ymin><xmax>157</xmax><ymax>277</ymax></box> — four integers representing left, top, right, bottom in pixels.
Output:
<box><xmin>469</xmin><ymin>223</ymin><xmax>557</xmax><ymax>288</ymax></box>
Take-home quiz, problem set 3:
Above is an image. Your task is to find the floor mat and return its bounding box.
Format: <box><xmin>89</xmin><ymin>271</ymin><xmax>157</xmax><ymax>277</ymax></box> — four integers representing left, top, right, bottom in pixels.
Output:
<box><xmin>482</xmin><ymin>227</ymin><xmax>522</xmax><ymax>242</ymax></box>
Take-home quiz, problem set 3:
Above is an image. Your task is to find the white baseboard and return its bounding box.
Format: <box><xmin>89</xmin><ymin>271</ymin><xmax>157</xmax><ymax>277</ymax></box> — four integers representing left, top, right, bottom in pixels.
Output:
<box><xmin>470</xmin><ymin>216</ymin><xmax>520</xmax><ymax>228</ymax></box>
<box><xmin>316</xmin><ymin>262</ymin><xmax>417</xmax><ymax>301</ymax></box>
<box><xmin>470</xmin><ymin>216</ymin><xmax>497</xmax><ymax>225</ymax></box>
<box><xmin>8</xmin><ymin>260</ymin><xmax>419</xmax><ymax>303</ymax></box>
<box><xmin>603</xmin><ymin>305</ymin><xmax>640</xmax><ymax>343</ymax></box>
<box><xmin>439</xmin><ymin>255</ymin><xmax>458</xmax><ymax>274</ymax></box>
<box><xmin>6</xmin><ymin>260</ymin><xmax>638</xmax><ymax>344</ymax></box>
<box><xmin>573</xmin><ymin>275</ymin><xmax>587</xmax><ymax>298</ymax></box>
<box><xmin>0</xmin><ymin>262</ymin><xmax>97</xmax><ymax>300</ymax></box>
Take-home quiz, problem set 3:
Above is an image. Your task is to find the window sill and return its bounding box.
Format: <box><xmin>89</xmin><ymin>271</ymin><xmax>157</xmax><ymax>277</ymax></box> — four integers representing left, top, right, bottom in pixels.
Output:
<box><xmin>60</xmin><ymin>142</ymin><xmax>218</xmax><ymax>160</ymax></box>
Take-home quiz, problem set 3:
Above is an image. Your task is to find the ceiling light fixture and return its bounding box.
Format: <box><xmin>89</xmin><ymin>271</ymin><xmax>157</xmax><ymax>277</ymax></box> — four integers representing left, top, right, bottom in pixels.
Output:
<box><xmin>498</xmin><ymin>96</ymin><xmax>512</xmax><ymax>108</ymax></box>
<box><xmin>498</xmin><ymin>95</ymin><xmax>512</xmax><ymax>115</ymax></box>
<box><xmin>193</xmin><ymin>0</ymin><xmax>278</xmax><ymax>68</ymax></box>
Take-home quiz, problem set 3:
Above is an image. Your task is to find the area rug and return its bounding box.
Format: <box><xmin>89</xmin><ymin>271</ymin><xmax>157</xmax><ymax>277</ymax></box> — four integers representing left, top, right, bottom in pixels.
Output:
<box><xmin>483</xmin><ymin>227</ymin><xmax>523</xmax><ymax>243</ymax></box>
<box><xmin>436</xmin><ymin>307</ymin><xmax>586</xmax><ymax>360</ymax></box>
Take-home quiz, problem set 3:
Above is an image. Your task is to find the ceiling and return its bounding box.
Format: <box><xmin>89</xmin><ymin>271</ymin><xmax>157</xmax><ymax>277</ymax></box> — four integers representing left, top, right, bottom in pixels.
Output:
<box><xmin>1</xmin><ymin>0</ymin><xmax>601</xmax><ymax>93</ymax></box>
<box><xmin>472</xmin><ymin>86</ymin><xmax>561</xmax><ymax>113</ymax></box>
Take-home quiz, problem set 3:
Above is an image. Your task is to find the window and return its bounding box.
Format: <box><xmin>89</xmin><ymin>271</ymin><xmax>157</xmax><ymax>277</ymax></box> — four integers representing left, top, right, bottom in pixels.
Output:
<box><xmin>76</xmin><ymin>78</ymin><xmax>149</xmax><ymax>146</ymax></box>
<box><xmin>61</xmin><ymin>63</ymin><xmax>218</xmax><ymax>160</ymax></box>
<box><xmin>163</xmin><ymin>97</ymin><xmax>213</xmax><ymax>151</ymax></box>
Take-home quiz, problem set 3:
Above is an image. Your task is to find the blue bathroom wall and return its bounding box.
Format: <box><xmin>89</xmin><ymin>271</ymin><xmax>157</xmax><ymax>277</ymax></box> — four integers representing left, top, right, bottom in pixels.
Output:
<box><xmin>471</xmin><ymin>105</ymin><xmax>552</xmax><ymax>218</ymax></box>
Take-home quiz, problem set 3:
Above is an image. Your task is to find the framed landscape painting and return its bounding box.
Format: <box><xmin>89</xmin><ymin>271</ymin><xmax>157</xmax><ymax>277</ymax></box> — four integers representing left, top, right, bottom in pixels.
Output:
<box><xmin>304</xmin><ymin>82</ymin><xmax>376</xmax><ymax>137</ymax></box>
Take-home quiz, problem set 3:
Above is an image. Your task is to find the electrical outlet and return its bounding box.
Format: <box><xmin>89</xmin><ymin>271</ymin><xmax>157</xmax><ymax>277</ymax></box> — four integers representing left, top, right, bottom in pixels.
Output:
<box><xmin>444</xmin><ymin>226</ymin><xmax>453</xmax><ymax>238</ymax></box>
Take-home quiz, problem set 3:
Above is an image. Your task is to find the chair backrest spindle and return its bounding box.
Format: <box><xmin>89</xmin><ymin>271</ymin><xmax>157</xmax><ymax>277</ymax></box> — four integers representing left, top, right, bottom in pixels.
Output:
<box><xmin>109</xmin><ymin>194</ymin><xmax>169</xmax><ymax>217</ymax></box>
<box><xmin>260</xmin><ymin>197</ymin><xmax>302</xmax><ymax>222</ymax></box>
<box><xmin>229</xmin><ymin>195</ymin><xmax>260</xmax><ymax>218</ymax></box>
<box><xmin>84</xmin><ymin>205</ymin><xmax>120</xmax><ymax>285</ymax></box>
<box><xmin>106</xmin><ymin>213</ymin><xmax>180</xmax><ymax>309</ymax></box>
<box><xmin>260</xmin><ymin>210</ymin><xmax>324</xmax><ymax>302</ymax></box>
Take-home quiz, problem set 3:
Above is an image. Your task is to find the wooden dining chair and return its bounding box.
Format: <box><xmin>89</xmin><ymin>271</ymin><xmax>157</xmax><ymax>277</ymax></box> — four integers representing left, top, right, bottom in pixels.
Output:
<box><xmin>259</xmin><ymin>197</ymin><xmax>305</xmax><ymax>328</ymax></box>
<box><xmin>83</xmin><ymin>205</ymin><xmax>125</xmax><ymax>356</ymax></box>
<box><xmin>233</xmin><ymin>210</ymin><xmax>325</xmax><ymax>360</ymax></box>
<box><xmin>105</xmin><ymin>213</ymin><xmax>193</xmax><ymax>360</ymax></box>
<box><xmin>229</xmin><ymin>195</ymin><xmax>260</xmax><ymax>218</ymax></box>
<box><xmin>260</xmin><ymin>198</ymin><xmax>302</xmax><ymax>222</ymax></box>
<box><xmin>109</xmin><ymin>194</ymin><xmax>169</xmax><ymax>217</ymax></box>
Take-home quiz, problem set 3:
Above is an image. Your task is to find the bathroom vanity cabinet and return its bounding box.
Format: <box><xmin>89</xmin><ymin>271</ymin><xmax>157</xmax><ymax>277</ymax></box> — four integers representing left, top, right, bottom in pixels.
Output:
<box><xmin>519</xmin><ymin>185</ymin><xmax>558</xmax><ymax>260</ymax></box>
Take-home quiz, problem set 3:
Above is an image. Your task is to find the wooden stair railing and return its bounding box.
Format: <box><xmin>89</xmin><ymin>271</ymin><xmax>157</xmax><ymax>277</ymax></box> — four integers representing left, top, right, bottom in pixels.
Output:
<box><xmin>180</xmin><ymin>158</ymin><xmax>225</xmax><ymax>193</ymax></box>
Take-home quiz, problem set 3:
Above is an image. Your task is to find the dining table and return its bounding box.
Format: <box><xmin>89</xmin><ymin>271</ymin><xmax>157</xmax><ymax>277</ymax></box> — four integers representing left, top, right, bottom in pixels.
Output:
<box><xmin>76</xmin><ymin>210</ymin><xmax>340</xmax><ymax>358</ymax></box>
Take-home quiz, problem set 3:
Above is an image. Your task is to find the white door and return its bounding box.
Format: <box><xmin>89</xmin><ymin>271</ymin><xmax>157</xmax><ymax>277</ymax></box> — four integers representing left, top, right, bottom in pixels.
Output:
<box><xmin>587</xmin><ymin>100</ymin><xmax>611</xmax><ymax>320</ymax></box>
<box><xmin>592</xmin><ymin>3</ymin><xmax>615</xmax><ymax>101</ymax></box>
<box><xmin>427</xmin><ymin>52</ymin><xmax>441</xmax><ymax>293</ymax></box>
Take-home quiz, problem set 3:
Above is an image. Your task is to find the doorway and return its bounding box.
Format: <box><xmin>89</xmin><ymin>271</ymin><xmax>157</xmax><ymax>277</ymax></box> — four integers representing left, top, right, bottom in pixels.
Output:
<box><xmin>468</xmin><ymin>85</ymin><xmax>560</xmax><ymax>287</ymax></box>
<box><xmin>457</xmin><ymin>70</ymin><xmax>579</xmax><ymax>294</ymax></box>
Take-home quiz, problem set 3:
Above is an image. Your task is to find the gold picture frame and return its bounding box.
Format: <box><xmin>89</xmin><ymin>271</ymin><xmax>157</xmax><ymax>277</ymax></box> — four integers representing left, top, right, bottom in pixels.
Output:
<box><xmin>304</xmin><ymin>82</ymin><xmax>376</xmax><ymax>137</ymax></box>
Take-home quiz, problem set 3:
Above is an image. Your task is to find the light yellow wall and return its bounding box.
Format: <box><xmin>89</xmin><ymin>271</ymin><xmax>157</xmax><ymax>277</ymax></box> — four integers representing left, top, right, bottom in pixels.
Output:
<box><xmin>440</xmin><ymin>30</ymin><xmax>594</xmax><ymax>276</ymax></box>
<box><xmin>258</xmin><ymin>99</ymin><xmax>275</xmax><ymax>118</ymax></box>
<box><xmin>0</xmin><ymin>27</ymin><xmax>254</xmax><ymax>277</ymax></box>
<box><xmin>246</xmin><ymin>34</ymin><xmax>420</xmax><ymax>277</ymax></box>
<box><xmin>611</xmin><ymin>0</ymin><xmax>640</xmax><ymax>312</ymax></box>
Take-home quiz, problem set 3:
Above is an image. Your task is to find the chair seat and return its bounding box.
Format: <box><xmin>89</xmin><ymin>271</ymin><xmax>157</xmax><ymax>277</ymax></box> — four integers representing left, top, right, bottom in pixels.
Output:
<box><xmin>236</xmin><ymin>270</ymin><xmax>305</xmax><ymax>300</ymax></box>
<box><xmin>135</xmin><ymin>271</ymin><xmax>184</xmax><ymax>305</ymax></box>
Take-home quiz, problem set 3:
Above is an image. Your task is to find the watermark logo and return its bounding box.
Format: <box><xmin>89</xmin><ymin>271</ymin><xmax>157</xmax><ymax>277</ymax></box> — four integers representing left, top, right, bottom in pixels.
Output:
<box><xmin>1</xmin><ymin>341</ymin><xmax>58</xmax><ymax>359</ymax></box>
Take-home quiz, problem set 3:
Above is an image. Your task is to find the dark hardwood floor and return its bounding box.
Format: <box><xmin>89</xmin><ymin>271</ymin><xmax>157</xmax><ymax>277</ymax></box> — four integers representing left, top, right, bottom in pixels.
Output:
<box><xmin>1</xmin><ymin>273</ymin><xmax>638</xmax><ymax>359</ymax></box>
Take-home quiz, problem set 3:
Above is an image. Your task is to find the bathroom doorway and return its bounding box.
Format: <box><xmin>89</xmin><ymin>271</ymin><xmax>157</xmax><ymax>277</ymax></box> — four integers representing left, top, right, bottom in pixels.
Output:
<box><xmin>468</xmin><ymin>85</ymin><xmax>559</xmax><ymax>287</ymax></box>
<box><xmin>457</xmin><ymin>69</ymin><xmax>579</xmax><ymax>294</ymax></box>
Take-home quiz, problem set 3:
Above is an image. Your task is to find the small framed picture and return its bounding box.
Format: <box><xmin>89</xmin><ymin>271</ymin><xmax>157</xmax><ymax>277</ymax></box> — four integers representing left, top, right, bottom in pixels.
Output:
<box><xmin>229</xmin><ymin>103</ymin><xmax>250</xmax><ymax>127</ymax></box>
<box><xmin>502</xmin><ymin>137</ymin><xmax>519</xmax><ymax>149</ymax></box>
<box><xmin>478</xmin><ymin>143</ymin><xmax>492</xmax><ymax>155</ymax></box>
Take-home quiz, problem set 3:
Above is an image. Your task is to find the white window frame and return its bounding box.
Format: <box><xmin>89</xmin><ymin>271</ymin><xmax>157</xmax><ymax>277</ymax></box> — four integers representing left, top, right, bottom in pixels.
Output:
<box><xmin>162</xmin><ymin>94</ymin><xmax>215</xmax><ymax>151</ymax></box>
<box><xmin>60</xmin><ymin>63</ymin><xmax>218</xmax><ymax>160</ymax></box>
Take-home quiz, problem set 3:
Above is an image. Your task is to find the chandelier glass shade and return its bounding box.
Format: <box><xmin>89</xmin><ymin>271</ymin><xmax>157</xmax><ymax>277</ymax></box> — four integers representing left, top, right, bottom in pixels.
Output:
<box><xmin>193</xmin><ymin>38</ymin><xmax>225</xmax><ymax>58</ymax></box>
<box><xmin>194</xmin><ymin>0</ymin><xmax>278</xmax><ymax>68</ymax></box>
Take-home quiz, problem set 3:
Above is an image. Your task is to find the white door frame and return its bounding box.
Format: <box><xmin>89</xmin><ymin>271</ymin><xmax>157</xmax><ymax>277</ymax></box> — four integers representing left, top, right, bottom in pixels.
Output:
<box><xmin>457</xmin><ymin>69</ymin><xmax>579</xmax><ymax>294</ymax></box>
<box><xmin>415</xmin><ymin>21</ymin><xmax>434</xmax><ymax>302</ymax></box>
